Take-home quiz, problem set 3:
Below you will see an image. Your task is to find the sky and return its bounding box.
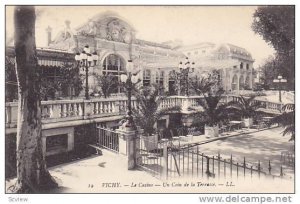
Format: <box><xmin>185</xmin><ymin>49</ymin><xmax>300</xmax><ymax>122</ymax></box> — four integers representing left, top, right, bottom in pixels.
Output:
<box><xmin>6</xmin><ymin>6</ymin><xmax>276</xmax><ymax>67</ymax></box>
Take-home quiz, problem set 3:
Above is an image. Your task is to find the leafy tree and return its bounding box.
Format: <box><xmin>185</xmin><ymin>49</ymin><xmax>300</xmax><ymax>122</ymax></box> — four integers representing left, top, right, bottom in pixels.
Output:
<box><xmin>12</xmin><ymin>6</ymin><xmax>57</xmax><ymax>193</ymax></box>
<box><xmin>257</xmin><ymin>56</ymin><xmax>279</xmax><ymax>90</ymax></box>
<box><xmin>132</xmin><ymin>85</ymin><xmax>181</xmax><ymax>136</ymax></box>
<box><xmin>58</xmin><ymin>63</ymin><xmax>83</xmax><ymax>98</ymax></box>
<box><xmin>93</xmin><ymin>72</ymin><xmax>119</xmax><ymax>98</ymax></box>
<box><xmin>5</xmin><ymin>56</ymin><xmax>18</xmax><ymax>102</ymax></box>
<box><xmin>252</xmin><ymin>6</ymin><xmax>295</xmax><ymax>90</ymax></box>
<box><xmin>40</xmin><ymin>76</ymin><xmax>60</xmax><ymax>101</ymax></box>
<box><xmin>6</xmin><ymin>59</ymin><xmax>83</xmax><ymax>101</ymax></box>
<box><xmin>269</xmin><ymin>104</ymin><xmax>295</xmax><ymax>141</ymax></box>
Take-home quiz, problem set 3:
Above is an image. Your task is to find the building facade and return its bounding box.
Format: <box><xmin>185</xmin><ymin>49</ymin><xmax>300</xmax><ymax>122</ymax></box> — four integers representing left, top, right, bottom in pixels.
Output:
<box><xmin>46</xmin><ymin>12</ymin><xmax>185</xmax><ymax>96</ymax></box>
<box><xmin>5</xmin><ymin>11</ymin><xmax>255</xmax><ymax>159</ymax></box>
<box><xmin>46</xmin><ymin>12</ymin><xmax>254</xmax><ymax>96</ymax></box>
<box><xmin>179</xmin><ymin>42</ymin><xmax>254</xmax><ymax>94</ymax></box>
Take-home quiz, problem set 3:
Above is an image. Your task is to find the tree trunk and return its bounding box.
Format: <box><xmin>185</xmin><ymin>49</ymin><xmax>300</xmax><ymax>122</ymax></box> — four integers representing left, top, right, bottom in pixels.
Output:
<box><xmin>13</xmin><ymin>6</ymin><xmax>57</xmax><ymax>193</ymax></box>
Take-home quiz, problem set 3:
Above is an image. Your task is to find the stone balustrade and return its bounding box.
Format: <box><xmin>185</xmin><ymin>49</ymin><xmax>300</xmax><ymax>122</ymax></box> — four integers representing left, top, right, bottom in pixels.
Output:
<box><xmin>5</xmin><ymin>95</ymin><xmax>288</xmax><ymax>128</ymax></box>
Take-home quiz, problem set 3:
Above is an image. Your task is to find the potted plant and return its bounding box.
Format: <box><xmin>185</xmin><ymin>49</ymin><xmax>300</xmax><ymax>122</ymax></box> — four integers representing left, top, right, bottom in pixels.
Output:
<box><xmin>227</xmin><ymin>94</ymin><xmax>261</xmax><ymax>128</ymax></box>
<box><xmin>195</xmin><ymin>89</ymin><xmax>230</xmax><ymax>138</ymax></box>
<box><xmin>191</xmin><ymin>70</ymin><xmax>230</xmax><ymax>138</ymax></box>
<box><xmin>132</xmin><ymin>85</ymin><xmax>181</xmax><ymax>150</ymax></box>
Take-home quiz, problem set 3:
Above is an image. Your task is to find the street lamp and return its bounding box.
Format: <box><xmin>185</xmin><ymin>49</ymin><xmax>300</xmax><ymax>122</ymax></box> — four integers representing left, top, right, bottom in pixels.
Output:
<box><xmin>120</xmin><ymin>60</ymin><xmax>140</xmax><ymax>130</ymax></box>
<box><xmin>75</xmin><ymin>45</ymin><xmax>98</xmax><ymax>100</ymax></box>
<box><xmin>175</xmin><ymin>57</ymin><xmax>195</xmax><ymax>96</ymax></box>
<box><xmin>273</xmin><ymin>75</ymin><xmax>287</xmax><ymax>102</ymax></box>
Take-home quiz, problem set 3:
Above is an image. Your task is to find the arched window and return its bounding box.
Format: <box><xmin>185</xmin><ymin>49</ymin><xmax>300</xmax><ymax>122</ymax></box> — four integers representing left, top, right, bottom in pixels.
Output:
<box><xmin>240</xmin><ymin>62</ymin><xmax>243</xmax><ymax>69</ymax></box>
<box><xmin>239</xmin><ymin>75</ymin><xmax>245</xmax><ymax>90</ymax></box>
<box><xmin>102</xmin><ymin>54</ymin><xmax>126</xmax><ymax>93</ymax></box>
<box><xmin>232</xmin><ymin>74</ymin><xmax>238</xmax><ymax>91</ymax></box>
<box><xmin>245</xmin><ymin>75</ymin><xmax>250</xmax><ymax>89</ymax></box>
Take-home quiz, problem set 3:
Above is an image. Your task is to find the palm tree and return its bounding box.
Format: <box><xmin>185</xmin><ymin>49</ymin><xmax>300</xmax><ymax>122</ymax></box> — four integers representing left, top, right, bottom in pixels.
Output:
<box><xmin>228</xmin><ymin>95</ymin><xmax>261</xmax><ymax>118</ymax></box>
<box><xmin>269</xmin><ymin>103</ymin><xmax>295</xmax><ymax>141</ymax></box>
<box><xmin>191</xmin><ymin>70</ymin><xmax>219</xmax><ymax>96</ymax></box>
<box><xmin>193</xmin><ymin>88</ymin><xmax>233</xmax><ymax>137</ymax></box>
<box><xmin>190</xmin><ymin>71</ymin><xmax>232</xmax><ymax>137</ymax></box>
<box><xmin>132</xmin><ymin>85</ymin><xmax>181</xmax><ymax>136</ymax></box>
<box><xmin>227</xmin><ymin>94</ymin><xmax>262</xmax><ymax>127</ymax></box>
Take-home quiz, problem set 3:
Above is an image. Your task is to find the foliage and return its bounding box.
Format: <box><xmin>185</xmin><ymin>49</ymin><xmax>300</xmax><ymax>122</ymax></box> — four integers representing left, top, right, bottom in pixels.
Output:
<box><xmin>227</xmin><ymin>95</ymin><xmax>262</xmax><ymax>119</ymax></box>
<box><xmin>5</xmin><ymin>59</ymin><xmax>83</xmax><ymax>101</ymax></box>
<box><xmin>194</xmin><ymin>88</ymin><xmax>232</xmax><ymax>126</ymax></box>
<box><xmin>40</xmin><ymin>76</ymin><xmax>60</xmax><ymax>100</ymax></box>
<box><xmin>132</xmin><ymin>84</ymin><xmax>181</xmax><ymax>136</ymax></box>
<box><xmin>190</xmin><ymin>70</ymin><xmax>220</xmax><ymax>96</ymax></box>
<box><xmin>252</xmin><ymin>6</ymin><xmax>295</xmax><ymax>90</ymax></box>
<box><xmin>5</xmin><ymin>57</ymin><xmax>18</xmax><ymax>102</ymax></box>
<box><xmin>269</xmin><ymin>103</ymin><xmax>295</xmax><ymax>141</ymax></box>
<box><xmin>257</xmin><ymin>56</ymin><xmax>282</xmax><ymax>90</ymax></box>
<box><xmin>190</xmin><ymin>71</ymin><xmax>234</xmax><ymax>127</ymax></box>
<box><xmin>59</xmin><ymin>63</ymin><xmax>83</xmax><ymax>97</ymax></box>
<box><xmin>93</xmin><ymin>72</ymin><xmax>119</xmax><ymax>98</ymax></box>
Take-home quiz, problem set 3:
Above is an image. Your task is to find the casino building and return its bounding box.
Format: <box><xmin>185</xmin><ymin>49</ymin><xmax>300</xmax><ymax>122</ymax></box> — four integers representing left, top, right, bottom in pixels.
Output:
<box><xmin>9</xmin><ymin>11</ymin><xmax>254</xmax><ymax>97</ymax></box>
<box><xmin>5</xmin><ymin>11</ymin><xmax>255</xmax><ymax>161</ymax></box>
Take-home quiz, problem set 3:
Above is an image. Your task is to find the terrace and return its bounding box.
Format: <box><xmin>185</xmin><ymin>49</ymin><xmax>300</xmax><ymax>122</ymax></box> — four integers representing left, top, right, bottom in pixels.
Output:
<box><xmin>5</xmin><ymin>94</ymin><xmax>286</xmax><ymax>134</ymax></box>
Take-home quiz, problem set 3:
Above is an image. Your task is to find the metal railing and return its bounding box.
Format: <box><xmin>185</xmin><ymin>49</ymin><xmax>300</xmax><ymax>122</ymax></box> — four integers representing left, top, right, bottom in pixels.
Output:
<box><xmin>96</xmin><ymin>126</ymin><xmax>120</xmax><ymax>153</ymax></box>
<box><xmin>137</xmin><ymin>137</ymin><xmax>293</xmax><ymax>181</ymax></box>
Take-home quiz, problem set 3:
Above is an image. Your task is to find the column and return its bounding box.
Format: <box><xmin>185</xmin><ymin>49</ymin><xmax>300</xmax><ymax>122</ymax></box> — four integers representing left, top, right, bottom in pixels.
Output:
<box><xmin>250</xmin><ymin>66</ymin><xmax>253</xmax><ymax>89</ymax></box>
<box><xmin>116</xmin><ymin>128</ymin><xmax>139</xmax><ymax>170</ymax></box>
<box><xmin>237</xmin><ymin>72</ymin><xmax>240</xmax><ymax>95</ymax></box>
<box><xmin>164</xmin><ymin>70</ymin><xmax>169</xmax><ymax>92</ymax></box>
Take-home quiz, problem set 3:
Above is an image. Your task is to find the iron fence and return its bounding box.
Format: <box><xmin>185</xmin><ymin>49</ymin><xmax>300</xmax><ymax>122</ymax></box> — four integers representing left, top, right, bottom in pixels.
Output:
<box><xmin>137</xmin><ymin>137</ymin><xmax>292</xmax><ymax>181</ymax></box>
<box><xmin>96</xmin><ymin>126</ymin><xmax>119</xmax><ymax>153</ymax></box>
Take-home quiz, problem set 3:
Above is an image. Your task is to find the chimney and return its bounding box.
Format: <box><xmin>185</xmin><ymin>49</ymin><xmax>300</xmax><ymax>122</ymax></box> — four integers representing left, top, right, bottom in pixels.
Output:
<box><xmin>46</xmin><ymin>26</ymin><xmax>52</xmax><ymax>46</ymax></box>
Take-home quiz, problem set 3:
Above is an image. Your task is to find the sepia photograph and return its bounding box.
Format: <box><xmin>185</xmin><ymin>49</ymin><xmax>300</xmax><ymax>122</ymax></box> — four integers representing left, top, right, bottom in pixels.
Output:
<box><xmin>4</xmin><ymin>4</ymin><xmax>295</xmax><ymax>195</ymax></box>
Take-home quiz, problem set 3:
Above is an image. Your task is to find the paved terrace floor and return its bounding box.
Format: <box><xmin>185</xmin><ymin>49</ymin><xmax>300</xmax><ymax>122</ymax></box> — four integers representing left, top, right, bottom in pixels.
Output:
<box><xmin>171</xmin><ymin>127</ymin><xmax>294</xmax><ymax>179</ymax></box>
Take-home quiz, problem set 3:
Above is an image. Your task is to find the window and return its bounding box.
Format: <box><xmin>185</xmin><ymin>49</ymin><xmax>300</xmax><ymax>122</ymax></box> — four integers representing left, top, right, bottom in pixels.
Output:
<box><xmin>240</xmin><ymin>62</ymin><xmax>243</xmax><ymax>69</ymax></box>
<box><xmin>46</xmin><ymin>134</ymin><xmax>68</xmax><ymax>152</ymax></box>
<box><xmin>102</xmin><ymin>54</ymin><xmax>126</xmax><ymax>93</ymax></box>
<box><xmin>143</xmin><ymin>69</ymin><xmax>151</xmax><ymax>86</ymax></box>
<box><xmin>156</xmin><ymin>70</ymin><xmax>164</xmax><ymax>86</ymax></box>
<box><xmin>246</xmin><ymin>63</ymin><xmax>249</xmax><ymax>70</ymax></box>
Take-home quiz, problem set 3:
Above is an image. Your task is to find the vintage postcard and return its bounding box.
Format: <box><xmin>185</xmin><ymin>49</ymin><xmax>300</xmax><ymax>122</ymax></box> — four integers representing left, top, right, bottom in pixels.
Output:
<box><xmin>4</xmin><ymin>5</ymin><xmax>295</xmax><ymax>195</ymax></box>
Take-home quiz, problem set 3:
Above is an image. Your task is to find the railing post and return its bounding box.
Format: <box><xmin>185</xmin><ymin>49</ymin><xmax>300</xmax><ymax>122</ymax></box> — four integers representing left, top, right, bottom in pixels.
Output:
<box><xmin>258</xmin><ymin>160</ymin><xmax>261</xmax><ymax>178</ymax></box>
<box><xmin>5</xmin><ymin>105</ymin><xmax>11</xmax><ymax>127</ymax></box>
<box><xmin>268</xmin><ymin>160</ymin><xmax>272</xmax><ymax>174</ymax></box>
<box><xmin>83</xmin><ymin>100</ymin><xmax>93</xmax><ymax>119</ymax></box>
<box><xmin>162</xmin><ymin>138</ymin><xmax>169</xmax><ymax>180</ymax></box>
<box><xmin>206</xmin><ymin>156</ymin><xmax>210</xmax><ymax>178</ymax></box>
<box><xmin>116</xmin><ymin>127</ymin><xmax>139</xmax><ymax>170</ymax></box>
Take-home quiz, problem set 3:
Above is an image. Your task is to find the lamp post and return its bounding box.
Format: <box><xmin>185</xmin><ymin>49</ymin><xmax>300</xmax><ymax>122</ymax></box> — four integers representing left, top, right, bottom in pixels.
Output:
<box><xmin>120</xmin><ymin>60</ymin><xmax>140</xmax><ymax>130</ymax></box>
<box><xmin>273</xmin><ymin>75</ymin><xmax>287</xmax><ymax>103</ymax></box>
<box><xmin>175</xmin><ymin>57</ymin><xmax>195</xmax><ymax>96</ymax></box>
<box><xmin>75</xmin><ymin>45</ymin><xmax>98</xmax><ymax>100</ymax></box>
